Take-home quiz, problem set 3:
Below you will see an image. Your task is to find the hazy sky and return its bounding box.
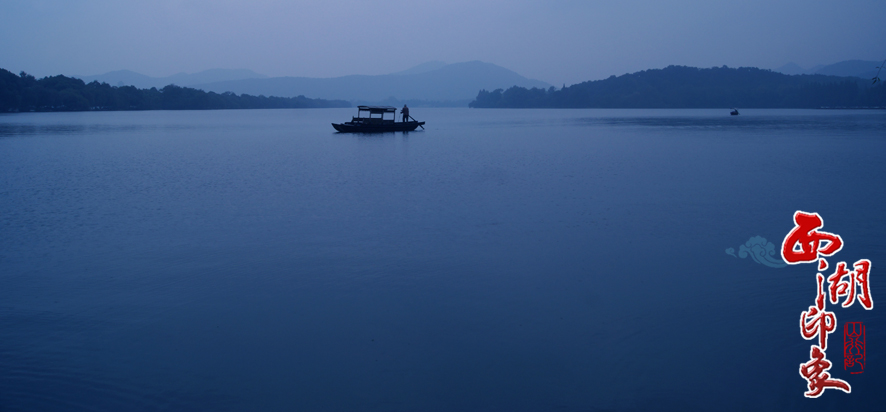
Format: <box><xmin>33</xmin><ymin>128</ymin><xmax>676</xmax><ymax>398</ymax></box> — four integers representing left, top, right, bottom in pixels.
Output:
<box><xmin>2</xmin><ymin>0</ymin><xmax>885</xmax><ymax>86</ymax></box>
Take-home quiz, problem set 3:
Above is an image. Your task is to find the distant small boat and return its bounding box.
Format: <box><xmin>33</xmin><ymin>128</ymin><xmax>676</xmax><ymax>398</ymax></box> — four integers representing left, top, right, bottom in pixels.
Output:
<box><xmin>332</xmin><ymin>106</ymin><xmax>425</xmax><ymax>133</ymax></box>
<box><xmin>730</xmin><ymin>108</ymin><xmax>740</xmax><ymax>116</ymax></box>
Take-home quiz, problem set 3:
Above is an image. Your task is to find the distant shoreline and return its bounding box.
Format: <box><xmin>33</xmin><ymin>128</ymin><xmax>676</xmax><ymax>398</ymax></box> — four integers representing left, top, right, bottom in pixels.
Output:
<box><xmin>470</xmin><ymin>66</ymin><xmax>886</xmax><ymax>109</ymax></box>
<box><xmin>7</xmin><ymin>65</ymin><xmax>886</xmax><ymax>112</ymax></box>
<box><xmin>817</xmin><ymin>106</ymin><xmax>886</xmax><ymax>110</ymax></box>
<box><xmin>1</xmin><ymin>68</ymin><xmax>350</xmax><ymax>113</ymax></box>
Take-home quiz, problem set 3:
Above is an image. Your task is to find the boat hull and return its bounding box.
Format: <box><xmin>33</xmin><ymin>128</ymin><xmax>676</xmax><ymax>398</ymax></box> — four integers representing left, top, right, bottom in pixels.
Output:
<box><xmin>332</xmin><ymin>121</ymin><xmax>425</xmax><ymax>133</ymax></box>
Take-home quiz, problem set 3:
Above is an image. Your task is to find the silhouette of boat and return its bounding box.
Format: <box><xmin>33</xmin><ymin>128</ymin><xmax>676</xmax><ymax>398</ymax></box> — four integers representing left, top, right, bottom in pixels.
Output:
<box><xmin>332</xmin><ymin>106</ymin><xmax>425</xmax><ymax>133</ymax></box>
<box><xmin>730</xmin><ymin>108</ymin><xmax>740</xmax><ymax>116</ymax></box>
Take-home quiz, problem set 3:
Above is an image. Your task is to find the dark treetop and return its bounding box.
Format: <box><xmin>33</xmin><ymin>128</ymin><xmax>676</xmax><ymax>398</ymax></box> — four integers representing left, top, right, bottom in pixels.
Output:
<box><xmin>0</xmin><ymin>68</ymin><xmax>350</xmax><ymax>112</ymax></box>
<box><xmin>470</xmin><ymin>65</ymin><xmax>886</xmax><ymax>109</ymax></box>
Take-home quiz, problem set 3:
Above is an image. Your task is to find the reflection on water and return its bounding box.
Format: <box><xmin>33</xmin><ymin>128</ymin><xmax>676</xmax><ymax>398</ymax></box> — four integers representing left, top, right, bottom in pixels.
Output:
<box><xmin>0</xmin><ymin>122</ymin><xmax>192</xmax><ymax>138</ymax></box>
<box><xmin>587</xmin><ymin>111</ymin><xmax>886</xmax><ymax>131</ymax></box>
<box><xmin>0</xmin><ymin>108</ymin><xmax>884</xmax><ymax>411</ymax></box>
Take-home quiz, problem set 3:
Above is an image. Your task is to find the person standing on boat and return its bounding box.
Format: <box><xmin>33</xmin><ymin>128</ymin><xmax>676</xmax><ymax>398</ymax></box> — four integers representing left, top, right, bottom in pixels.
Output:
<box><xmin>401</xmin><ymin>104</ymin><xmax>409</xmax><ymax>123</ymax></box>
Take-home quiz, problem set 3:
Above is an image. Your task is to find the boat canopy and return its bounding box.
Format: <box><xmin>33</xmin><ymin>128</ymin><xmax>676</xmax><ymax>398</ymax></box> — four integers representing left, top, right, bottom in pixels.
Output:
<box><xmin>357</xmin><ymin>105</ymin><xmax>397</xmax><ymax>114</ymax></box>
<box><xmin>333</xmin><ymin>105</ymin><xmax>425</xmax><ymax>132</ymax></box>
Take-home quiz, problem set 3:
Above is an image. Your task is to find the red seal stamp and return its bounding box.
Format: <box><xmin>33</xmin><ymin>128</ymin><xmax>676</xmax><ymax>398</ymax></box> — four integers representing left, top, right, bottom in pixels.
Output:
<box><xmin>844</xmin><ymin>322</ymin><xmax>866</xmax><ymax>375</ymax></box>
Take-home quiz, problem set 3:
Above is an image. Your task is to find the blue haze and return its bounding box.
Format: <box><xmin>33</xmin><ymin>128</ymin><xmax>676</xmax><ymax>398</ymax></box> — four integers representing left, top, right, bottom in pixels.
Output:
<box><xmin>1</xmin><ymin>108</ymin><xmax>884</xmax><ymax>411</ymax></box>
<box><xmin>3</xmin><ymin>1</ymin><xmax>886</xmax><ymax>86</ymax></box>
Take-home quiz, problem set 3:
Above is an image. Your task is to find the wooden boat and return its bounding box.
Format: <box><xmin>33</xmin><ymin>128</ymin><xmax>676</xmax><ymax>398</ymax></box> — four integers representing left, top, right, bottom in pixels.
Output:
<box><xmin>332</xmin><ymin>106</ymin><xmax>425</xmax><ymax>133</ymax></box>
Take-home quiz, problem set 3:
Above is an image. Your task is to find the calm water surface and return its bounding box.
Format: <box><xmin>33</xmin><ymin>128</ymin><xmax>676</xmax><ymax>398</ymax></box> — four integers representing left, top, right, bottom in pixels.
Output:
<box><xmin>1</xmin><ymin>108</ymin><xmax>884</xmax><ymax>411</ymax></box>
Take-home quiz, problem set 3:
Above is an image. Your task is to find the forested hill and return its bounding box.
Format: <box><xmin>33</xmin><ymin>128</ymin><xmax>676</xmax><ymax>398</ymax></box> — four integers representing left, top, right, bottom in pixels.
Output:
<box><xmin>0</xmin><ymin>69</ymin><xmax>350</xmax><ymax>112</ymax></box>
<box><xmin>470</xmin><ymin>66</ymin><xmax>886</xmax><ymax>108</ymax></box>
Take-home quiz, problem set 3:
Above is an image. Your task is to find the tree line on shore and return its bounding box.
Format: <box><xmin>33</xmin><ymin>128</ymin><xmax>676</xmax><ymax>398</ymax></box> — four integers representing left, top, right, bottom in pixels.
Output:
<box><xmin>0</xmin><ymin>68</ymin><xmax>350</xmax><ymax>112</ymax></box>
<box><xmin>470</xmin><ymin>66</ymin><xmax>886</xmax><ymax>108</ymax></box>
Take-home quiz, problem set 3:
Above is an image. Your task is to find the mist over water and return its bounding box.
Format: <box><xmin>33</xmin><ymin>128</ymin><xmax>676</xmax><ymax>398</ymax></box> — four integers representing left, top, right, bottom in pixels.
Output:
<box><xmin>1</xmin><ymin>108</ymin><xmax>884</xmax><ymax>411</ymax></box>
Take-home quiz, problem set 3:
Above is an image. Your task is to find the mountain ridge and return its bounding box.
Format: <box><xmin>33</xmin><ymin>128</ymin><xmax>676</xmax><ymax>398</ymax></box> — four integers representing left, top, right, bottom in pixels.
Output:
<box><xmin>189</xmin><ymin>61</ymin><xmax>551</xmax><ymax>103</ymax></box>
<box><xmin>774</xmin><ymin>59</ymin><xmax>883</xmax><ymax>80</ymax></box>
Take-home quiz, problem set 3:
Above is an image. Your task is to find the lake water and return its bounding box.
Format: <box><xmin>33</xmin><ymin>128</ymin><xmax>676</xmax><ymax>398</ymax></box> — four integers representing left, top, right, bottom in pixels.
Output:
<box><xmin>1</xmin><ymin>108</ymin><xmax>884</xmax><ymax>411</ymax></box>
